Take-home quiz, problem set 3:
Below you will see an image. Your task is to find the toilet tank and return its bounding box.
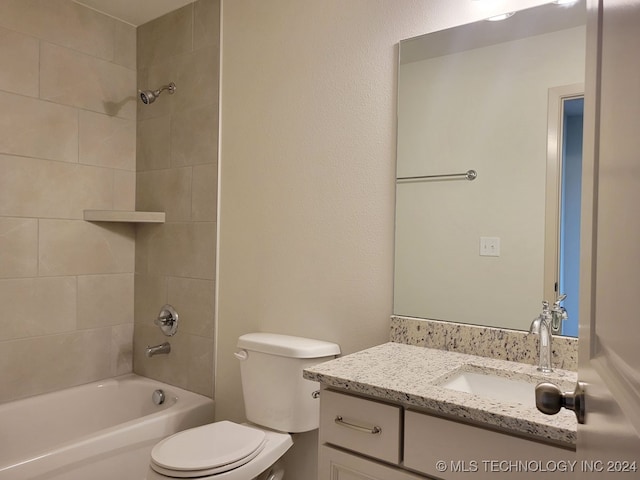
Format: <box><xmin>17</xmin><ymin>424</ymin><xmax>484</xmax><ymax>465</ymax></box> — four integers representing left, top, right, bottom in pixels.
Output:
<box><xmin>236</xmin><ymin>333</ymin><xmax>340</xmax><ymax>433</ymax></box>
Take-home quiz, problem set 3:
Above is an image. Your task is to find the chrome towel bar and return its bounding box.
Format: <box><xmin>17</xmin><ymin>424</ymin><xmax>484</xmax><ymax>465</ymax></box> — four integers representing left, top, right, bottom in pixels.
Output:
<box><xmin>397</xmin><ymin>169</ymin><xmax>477</xmax><ymax>182</ymax></box>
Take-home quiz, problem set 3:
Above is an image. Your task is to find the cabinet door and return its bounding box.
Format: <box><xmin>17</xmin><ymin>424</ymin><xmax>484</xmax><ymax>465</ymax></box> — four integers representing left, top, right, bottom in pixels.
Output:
<box><xmin>319</xmin><ymin>445</ymin><xmax>428</xmax><ymax>480</ymax></box>
<box><xmin>404</xmin><ymin>410</ymin><xmax>575</xmax><ymax>480</ymax></box>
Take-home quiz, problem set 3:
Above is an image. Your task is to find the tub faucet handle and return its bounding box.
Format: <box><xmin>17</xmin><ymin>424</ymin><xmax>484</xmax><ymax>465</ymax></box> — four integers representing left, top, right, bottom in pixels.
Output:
<box><xmin>155</xmin><ymin>304</ymin><xmax>179</xmax><ymax>336</ymax></box>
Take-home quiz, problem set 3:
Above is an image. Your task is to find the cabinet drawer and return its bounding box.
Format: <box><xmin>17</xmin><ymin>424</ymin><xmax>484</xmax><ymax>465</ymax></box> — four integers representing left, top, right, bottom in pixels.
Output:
<box><xmin>404</xmin><ymin>410</ymin><xmax>575</xmax><ymax>480</ymax></box>
<box><xmin>320</xmin><ymin>389</ymin><xmax>402</xmax><ymax>464</ymax></box>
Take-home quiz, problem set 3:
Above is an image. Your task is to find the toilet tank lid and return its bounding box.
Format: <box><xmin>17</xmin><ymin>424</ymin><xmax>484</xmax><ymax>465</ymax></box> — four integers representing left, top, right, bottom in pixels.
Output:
<box><xmin>237</xmin><ymin>333</ymin><xmax>340</xmax><ymax>358</ymax></box>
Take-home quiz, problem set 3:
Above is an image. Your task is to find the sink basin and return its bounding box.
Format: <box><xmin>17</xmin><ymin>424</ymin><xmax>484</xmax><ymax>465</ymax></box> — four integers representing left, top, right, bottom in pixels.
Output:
<box><xmin>437</xmin><ymin>368</ymin><xmax>538</xmax><ymax>407</ymax></box>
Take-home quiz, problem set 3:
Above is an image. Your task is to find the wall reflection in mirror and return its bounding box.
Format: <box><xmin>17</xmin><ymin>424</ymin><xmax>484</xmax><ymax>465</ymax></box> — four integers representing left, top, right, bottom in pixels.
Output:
<box><xmin>394</xmin><ymin>0</ymin><xmax>586</xmax><ymax>337</ymax></box>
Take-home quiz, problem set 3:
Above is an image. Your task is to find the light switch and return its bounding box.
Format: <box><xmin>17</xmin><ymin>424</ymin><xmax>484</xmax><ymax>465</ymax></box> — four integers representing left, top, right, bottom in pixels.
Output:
<box><xmin>480</xmin><ymin>236</ymin><xmax>500</xmax><ymax>257</ymax></box>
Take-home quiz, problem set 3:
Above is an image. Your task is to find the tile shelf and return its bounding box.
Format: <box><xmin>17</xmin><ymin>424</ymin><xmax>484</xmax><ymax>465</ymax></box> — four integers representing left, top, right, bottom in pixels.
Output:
<box><xmin>83</xmin><ymin>210</ymin><xmax>165</xmax><ymax>223</ymax></box>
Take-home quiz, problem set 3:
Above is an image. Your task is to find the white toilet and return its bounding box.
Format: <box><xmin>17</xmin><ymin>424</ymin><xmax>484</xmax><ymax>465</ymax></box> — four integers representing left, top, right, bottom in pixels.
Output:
<box><xmin>146</xmin><ymin>333</ymin><xmax>340</xmax><ymax>480</ymax></box>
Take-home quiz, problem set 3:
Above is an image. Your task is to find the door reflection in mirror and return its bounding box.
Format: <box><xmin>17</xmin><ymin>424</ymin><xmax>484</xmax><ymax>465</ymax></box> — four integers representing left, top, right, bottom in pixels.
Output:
<box><xmin>558</xmin><ymin>97</ymin><xmax>583</xmax><ymax>336</ymax></box>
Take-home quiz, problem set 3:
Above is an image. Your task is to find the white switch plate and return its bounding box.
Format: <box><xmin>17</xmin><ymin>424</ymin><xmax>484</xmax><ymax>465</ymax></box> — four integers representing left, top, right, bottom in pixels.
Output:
<box><xmin>480</xmin><ymin>237</ymin><xmax>500</xmax><ymax>257</ymax></box>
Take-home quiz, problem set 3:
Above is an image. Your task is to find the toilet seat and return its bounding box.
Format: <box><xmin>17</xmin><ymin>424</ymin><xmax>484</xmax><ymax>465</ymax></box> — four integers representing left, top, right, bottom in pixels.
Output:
<box><xmin>146</xmin><ymin>426</ymin><xmax>293</xmax><ymax>480</ymax></box>
<box><xmin>150</xmin><ymin>421</ymin><xmax>267</xmax><ymax>478</ymax></box>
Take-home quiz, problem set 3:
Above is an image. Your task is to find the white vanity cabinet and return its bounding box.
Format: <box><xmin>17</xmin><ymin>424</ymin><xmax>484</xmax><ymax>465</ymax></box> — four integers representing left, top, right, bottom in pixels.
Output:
<box><xmin>318</xmin><ymin>389</ymin><xmax>575</xmax><ymax>480</ymax></box>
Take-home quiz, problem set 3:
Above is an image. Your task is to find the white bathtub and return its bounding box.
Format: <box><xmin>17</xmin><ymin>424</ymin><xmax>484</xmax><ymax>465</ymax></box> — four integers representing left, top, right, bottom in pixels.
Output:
<box><xmin>0</xmin><ymin>374</ymin><xmax>214</xmax><ymax>480</ymax></box>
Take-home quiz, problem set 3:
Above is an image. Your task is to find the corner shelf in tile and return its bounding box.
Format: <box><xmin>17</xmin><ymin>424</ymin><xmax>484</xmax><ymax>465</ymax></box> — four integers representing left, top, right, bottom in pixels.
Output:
<box><xmin>83</xmin><ymin>210</ymin><xmax>165</xmax><ymax>223</ymax></box>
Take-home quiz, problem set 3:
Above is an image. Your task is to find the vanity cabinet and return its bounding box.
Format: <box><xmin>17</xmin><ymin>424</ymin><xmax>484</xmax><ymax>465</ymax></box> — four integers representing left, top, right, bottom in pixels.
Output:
<box><xmin>318</xmin><ymin>389</ymin><xmax>575</xmax><ymax>480</ymax></box>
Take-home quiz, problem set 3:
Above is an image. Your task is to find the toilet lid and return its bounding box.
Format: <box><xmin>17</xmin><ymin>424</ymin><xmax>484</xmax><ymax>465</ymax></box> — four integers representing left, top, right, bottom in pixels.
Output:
<box><xmin>151</xmin><ymin>421</ymin><xmax>267</xmax><ymax>476</ymax></box>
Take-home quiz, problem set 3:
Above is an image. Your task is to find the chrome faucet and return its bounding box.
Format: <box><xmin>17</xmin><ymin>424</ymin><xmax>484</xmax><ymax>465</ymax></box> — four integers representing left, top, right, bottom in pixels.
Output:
<box><xmin>529</xmin><ymin>301</ymin><xmax>553</xmax><ymax>373</ymax></box>
<box><xmin>146</xmin><ymin>341</ymin><xmax>171</xmax><ymax>358</ymax></box>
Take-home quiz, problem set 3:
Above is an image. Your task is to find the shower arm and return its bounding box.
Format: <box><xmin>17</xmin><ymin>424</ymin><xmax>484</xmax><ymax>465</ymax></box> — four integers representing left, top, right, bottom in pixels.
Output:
<box><xmin>156</xmin><ymin>83</ymin><xmax>176</xmax><ymax>95</ymax></box>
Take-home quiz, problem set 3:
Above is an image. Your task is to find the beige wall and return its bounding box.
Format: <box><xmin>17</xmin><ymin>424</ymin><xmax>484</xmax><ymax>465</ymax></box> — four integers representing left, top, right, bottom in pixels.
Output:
<box><xmin>133</xmin><ymin>0</ymin><xmax>220</xmax><ymax>398</ymax></box>
<box><xmin>0</xmin><ymin>0</ymin><xmax>136</xmax><ymax>403</ymax></box>
<box><xmin>217</xmin><ymin>0</ymin><xmax>550</xmax><ymax>477</ymax></box>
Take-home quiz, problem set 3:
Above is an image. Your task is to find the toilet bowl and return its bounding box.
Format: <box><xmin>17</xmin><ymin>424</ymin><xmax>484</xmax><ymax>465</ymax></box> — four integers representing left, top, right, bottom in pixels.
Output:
<box><xmin>146</xmin><ymin>333</ymin><xmax>340</xmax><ymax>480</ymax></box>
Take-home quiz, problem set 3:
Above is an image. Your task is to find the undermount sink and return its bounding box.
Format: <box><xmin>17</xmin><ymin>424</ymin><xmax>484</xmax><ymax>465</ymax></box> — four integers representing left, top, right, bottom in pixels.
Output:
<box><xmin>436</xmin><ymin>367</ymin><xmax>539</xmax><ymax>408</ymax></box>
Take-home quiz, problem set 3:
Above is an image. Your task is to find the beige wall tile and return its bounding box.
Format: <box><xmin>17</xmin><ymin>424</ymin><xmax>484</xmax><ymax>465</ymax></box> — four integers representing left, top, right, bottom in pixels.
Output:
<box><xmin>40</xmin><ymin>42</ymin><xmax>136</xmax><ymax>119</ymax></box>
<box><xmin>186</xmin><ymin>334</ymin><xmax>214</xmax><ymax>396</ymax></box>
<box><xmin>113</xmin><ymin>170</ymin><xmax>136</xmax><ymax>210</ymax></box>
<box><xmin>171</xmin><ymin>104</ymin><xmax>218</xmax><ymax>167</ymax></box>
<box><xmin>134</xmin><ymin>273</ymin><xmax>168</xmax><ymax>323</ymax></box>
<box><xmin>174</xmin><ymin>46</ymin><xmax>219</xmax><ymax>112</ymax></box>
<box><xmin>136</xmin><ymin>168</ymin><xmax>192</xmax><ymax>221</ymax></box>
<box><xmin>0</xmin><ymin>91</ymin><xmax>78</xmax><ymax>162</ymax></box>
<box><xmin>135</xmin><ymin>227</ymin><xmax>151</xmax><ymax>275</ymax></box>
<box><xmin>137</xmin><ymin>4</ymin><xmax>193</xmax><ymax>69</ymax></box>
<box><xmin>114</xmin><ymin>21</ymin><xmax>136</xmax><ymax>70</ymax></box>
<box><xmin>39</xmin><ymin>220</ymin><xmax>135</xmax><ymax>276</ymax></box>
<box><xmin>80</xmin><ymin>110</ymin><xmax>136</xmax><ymax>170</ymax></box>
<box><xmin>140</xmin><ymin>222</ymin><xmax>216</xmax><ymax>279</ymax></box>
<box><xmin>0</xmin><ymin>217</ymin><xmax>38</xmax><ymax>278</ymax></box>
<box><xmin>0</xmin><ymin>26</ymin><xmax>39</xmax><ymax>97</ymax></box>
<box><xmin>0</xmin><ymin>154</ymin><xmax>113</xmax><ymax>219</ymax></box>
<box><xmin>137</xmin><ymin>115</ymin><xmax>172</xmax><ymax>171</ymax></box>
<box><xmin>0</xmin><ymin>277</ymin><xmax>77</xmax><ymax>341</ymax></box>
<box><xmin>0</xmin><ymin>0</ymin><xmax>116</xmax><ymax>60</ymax></box>
<box><xmin>167</xmin><ymin>277</ymin><xmax>215</xmax><ymax>337</ymax></box>
<box><xmin>191</xmin><ymin>164</ymin><xmax>218</xmax><ymax>222</ymax></box>
<box><xmin>194</xmin><ymin>0</ymin><xmax>220</xmax><ymax>51</ymax></box>
<box><xmin>111</xmin><ymin>323</ymin><xmax>133</xmax><ymax>376</ymax></box>
<box><xmin>146</xmin><ymin>46</ymin><xmax>218</xmax><ymax>114</ymax></box>
<box><xmin>0</xmin><ymin>328</ymin><xmax>112</xmax><ymax>403</ymax></box>
<box><xmin>77</xmin><ymin>274</ymin><xmax>134</xmax><ymax>329</ymax></box>
<box><xmin>0</xmin><ymin>0</ymin><xmax>143</xmax><ymax>405</ymax></box>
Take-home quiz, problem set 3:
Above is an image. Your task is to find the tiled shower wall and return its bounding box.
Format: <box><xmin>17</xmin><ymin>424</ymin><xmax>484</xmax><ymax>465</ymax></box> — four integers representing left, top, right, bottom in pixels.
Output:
<box><xmin>133</xmin><ymin>0</ymin><xmax>220</xmax><ymax>398</ymax></box>
<box><xmin>0</xmin><ymin>0</ymin><xmax>136</xmax><ymax>403</ymax></box>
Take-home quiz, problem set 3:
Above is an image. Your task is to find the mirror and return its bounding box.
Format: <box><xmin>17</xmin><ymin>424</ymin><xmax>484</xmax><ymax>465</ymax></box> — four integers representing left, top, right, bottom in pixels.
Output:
<box><xmin>394</xmin><ymin>1</ymin><xmax>586</xmax><ymax>336</ymax></box>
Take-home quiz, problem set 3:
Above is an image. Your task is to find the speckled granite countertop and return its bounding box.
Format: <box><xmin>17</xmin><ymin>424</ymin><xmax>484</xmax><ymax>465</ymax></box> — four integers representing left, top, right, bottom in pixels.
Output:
<box><xmin>303</xmin><ymin>342</ymin><xmax>577</xmax><ymax>447</ymax></box>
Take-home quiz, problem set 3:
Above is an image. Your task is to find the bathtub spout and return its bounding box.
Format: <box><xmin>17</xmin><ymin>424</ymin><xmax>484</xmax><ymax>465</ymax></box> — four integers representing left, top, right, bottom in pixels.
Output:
<box><xmin>146</xmin><ymin>342</ymin><xmax>171</xmax><ymax>358</ymax></box>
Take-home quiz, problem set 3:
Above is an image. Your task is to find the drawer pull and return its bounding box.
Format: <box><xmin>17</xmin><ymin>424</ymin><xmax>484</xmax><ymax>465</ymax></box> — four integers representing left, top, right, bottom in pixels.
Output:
<box><xmin>334</xmin><ymin>415</ymin><xmax>382</xmax><ymax>435</ymax></box>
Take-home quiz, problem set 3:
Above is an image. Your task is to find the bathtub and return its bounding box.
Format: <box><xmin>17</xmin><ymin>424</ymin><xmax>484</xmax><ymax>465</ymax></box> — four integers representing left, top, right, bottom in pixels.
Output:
<box><xmin>0</xmin><ymin>374</ymin><xmax>214</xmax><ymax>480</ymax></box>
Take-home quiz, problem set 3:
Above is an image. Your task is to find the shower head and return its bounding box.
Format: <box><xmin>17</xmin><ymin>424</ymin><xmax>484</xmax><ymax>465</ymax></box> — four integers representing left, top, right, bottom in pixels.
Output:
<box><xmin>139</xmin><ymin>82</ymin><xmax>176</xmax><ymax>105</ymax></box>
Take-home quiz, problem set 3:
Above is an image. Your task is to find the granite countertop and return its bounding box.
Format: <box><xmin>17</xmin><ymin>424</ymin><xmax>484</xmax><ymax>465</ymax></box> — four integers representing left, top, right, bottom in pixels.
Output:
<box><xmin>303</xmin><ymin>342</ymin><xmax>577</xmax><ymax>447</ymax></box>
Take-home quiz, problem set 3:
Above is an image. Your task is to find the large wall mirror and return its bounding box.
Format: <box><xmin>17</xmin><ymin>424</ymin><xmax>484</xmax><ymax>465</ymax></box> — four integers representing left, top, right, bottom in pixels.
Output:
<box><xmin>394</xmin><ymin>0</ymin><xmax>586</xmax><ymax>337</ymax></box>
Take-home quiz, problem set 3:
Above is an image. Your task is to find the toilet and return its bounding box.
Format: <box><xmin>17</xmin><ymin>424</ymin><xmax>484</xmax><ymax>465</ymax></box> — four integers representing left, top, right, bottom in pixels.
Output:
<box><xmin>146</xmin><ymin>333</ymin><xmax>340</xmax><ymax>480</ymax></box>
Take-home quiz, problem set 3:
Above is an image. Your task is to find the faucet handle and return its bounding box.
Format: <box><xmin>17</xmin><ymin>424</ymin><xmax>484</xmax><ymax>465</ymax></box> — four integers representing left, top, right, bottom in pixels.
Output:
<box><xmin>554</xmin><ymin>293</ymin><xmax>567</xmax><ymax>306</ymax></box>
<box><xmin>552</xmin><ymin>294</ymin><xmax>568</xmax><ymax>313</ymax></box>
<box><xmin>155</xmin><ymin>304</ymin><xmax>179</xmax><ymax>336</ymax></box>
<box><xmin>550</xmin><ymin>294</ymin><xmax>568</xmax><ymax>333</ymax></box>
